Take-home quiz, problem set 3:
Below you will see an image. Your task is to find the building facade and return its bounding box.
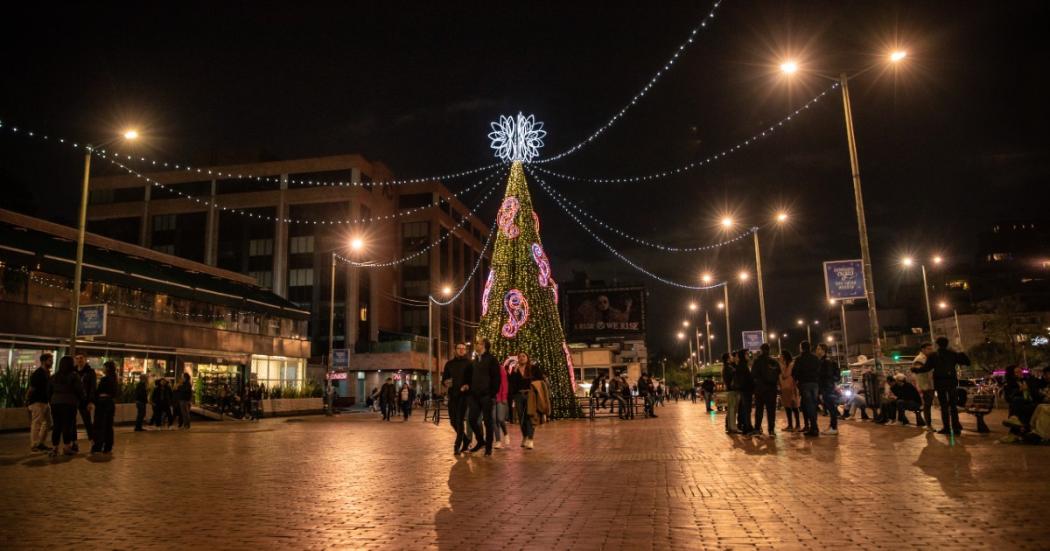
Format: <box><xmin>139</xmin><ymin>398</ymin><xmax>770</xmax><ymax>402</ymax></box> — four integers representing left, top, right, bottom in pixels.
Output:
<box><xmin>85</xmin><ymin>154</ymin><xmax>489</xmax><ymax>399</ymax></box>
<box><xmin>0</xmin><ymin>209</ymin><xmax>310</xmax><ymax>387</ymax></box>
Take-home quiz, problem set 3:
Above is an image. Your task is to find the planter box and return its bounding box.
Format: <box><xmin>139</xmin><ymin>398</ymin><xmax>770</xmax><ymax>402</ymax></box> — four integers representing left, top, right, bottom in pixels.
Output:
<box><xmin>0</xmin><ymin>407</ymin><xmax>31</xmax><ymax>431</ymax></box>
<box><xmin>262</xmin><ymin>398</ymin><xmax>323</xmax><ymax>416</ymax></box>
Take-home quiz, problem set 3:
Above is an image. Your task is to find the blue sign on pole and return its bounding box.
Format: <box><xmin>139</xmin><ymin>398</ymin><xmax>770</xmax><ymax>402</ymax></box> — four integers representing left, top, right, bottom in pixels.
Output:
<box><xmin>76</xmin><ymin>304</ymin><xmax>107</xmax><ymax>338</ymax></box>
<box><xmin>741</xmin><ymin>330</ymin><xmax>765</xmax><ymax>352</ymax></box>
<box><xmin>331</xmin><ymin>348</ymin><xmax>349</xmax><ymax>369</ymax></box>
<box><xmin>823</xmin><ymin>259</ymin><xmax>867</xmax><ymax>301</ymax></box>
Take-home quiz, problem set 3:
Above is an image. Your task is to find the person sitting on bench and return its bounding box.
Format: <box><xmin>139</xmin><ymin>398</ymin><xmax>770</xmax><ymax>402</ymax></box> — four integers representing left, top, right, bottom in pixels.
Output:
<box><xmin>889</xmin><ymin>374</ymin><xmax>925</xmax><ymax>426</ymax></box>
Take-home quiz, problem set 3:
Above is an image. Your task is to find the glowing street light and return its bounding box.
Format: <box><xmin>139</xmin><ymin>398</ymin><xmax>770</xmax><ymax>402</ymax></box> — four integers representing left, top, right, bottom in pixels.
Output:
<box><xmin>123</xmin><ymin>129</ymin><xmax>140</xmax><ymax>140</ymax></box>
<box><xmin>677</xmin><ymin>332</ymin><xmax>685</xmax><ymax>340</ymax></box>
<box><xmin>350</xmin><ymin>237</ymin><xmax>365</xmax><ymax>251</ymax></box>
<box><xmin>780</xmin><ymin>60</ymin><xmax>799</xmax><ymax>74</ymax></box>
<box><xmin>738</xmin><ymin>271</ymin><xmax>749</xmax><ymax>282</ymax></box>
<box><xmin>776</xmin><ymin>211</ymin><xmax>789</xmax><ymax>224</ymax></box>
<box><xmin>682</xmin><ymin>320</ymin><xmax>690</xmax><ymax>327</ymax></box>
<box><xmin>938</xmin><ymin>301</ymin><xmax>948</xmax><ymax>310</ymax></box>
<box><xmin>441</xmin><ymin>285</ymin><xmax>452</xmax><ymax>296</ymax></box>
<box><xmin>890</xmin><ymin>50</ymin><xmax>907</xmax><ymax>63</ymax></box>
<box><xmin>717</xmin><ymin>302</ymin><xmax>725</xmax><ymax>310</ymax></box>
<box><xmin>689</xmin><ymin>302</ymin><xmax>698</xmax><ymax>311</ymax></box>
<box><xmin>701</xmin><ymin>273</ymin><xmax>713</xmax><ymax>284</ymax></box>
<box><xmin>901</xmin><ymin>256</ymin><xmax>914</xmax><ymax>267</ymax></box>
<box><xmin>720</xmin><ymin>216</ymin><xmax>734</xmax><ymax>228</ymax></box>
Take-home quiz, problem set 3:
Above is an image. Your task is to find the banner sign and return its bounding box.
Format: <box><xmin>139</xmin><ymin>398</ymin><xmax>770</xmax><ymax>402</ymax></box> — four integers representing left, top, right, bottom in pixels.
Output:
<box><xmin>823</xmin><ymin>259</ymin><xmax>867</xmax><ymax>301</ymax></box>
<box><xmin>326</xmin><ymin>371</ymin><xmax>348</xmax><ymax>380</ymax></box>
<box><xmin>332</xmin><ymin>349</ymin><xmax>349</xmax><ymax>369</ymax></box>
<box><xmin>76</xmin><ymin>304</ymin><xmax>107</xmax><ymax>338</ymax></box>
<box><xmin>741</xmin><ymin>330</ymin><xmax>765</xmax><ymax>352</ymax></box>
<box><xmin>563</xmin><ymin>287</ymin><xmax>646</xmax><ymax>336</ymax></box>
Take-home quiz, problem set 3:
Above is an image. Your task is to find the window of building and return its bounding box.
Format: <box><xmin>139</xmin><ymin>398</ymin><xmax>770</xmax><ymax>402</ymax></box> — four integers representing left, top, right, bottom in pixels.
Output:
<box><xmin>403</xmin><ymin>280</ymin><xmax>428</xmax><ymax>298</ymax></box>
<box><xmin>153</xmin><ymin>214</ymin><xmax>176</xmax><ymax>232</ymax></box>
<box><xmin>152</xmin><ymin>244</ymin><xmax>175</xmax><ymax>255</ymax></box>
<box><xmin>250</xmin><ymin>239</ymin><xmax>274</xmax><ymax>257</ymax></box>
<box><xmin>250</xmin><ymin>271</ymin><xmax>273</xmax><ymax>289</ymax></box>
<box><xmin>289</xmin><ymin>235</ymin><xmax>314</xmax><ymax>254</ymax></box>
<box><xmin>359</xmin><ymin>305</ymin><xmax>368</xmax><ymax>322</ymax></box>
<box><xmin>289</xmin><ymin>268</ymin><xmax>314</xmax><ymax>287</ymax></box>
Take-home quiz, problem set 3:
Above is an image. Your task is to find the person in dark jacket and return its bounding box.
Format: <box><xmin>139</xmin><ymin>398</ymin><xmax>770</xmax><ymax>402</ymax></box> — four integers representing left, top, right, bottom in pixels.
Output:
<box><xmin>701</xmin><ymin>377</ymin><xmax>716</xmax><ymax>412</ymax></box>
<box><xmin>889</xmin><ymin>374</ymin><xmax>924</xmax><ymax>425</ymax></box>
<box><xmin>49</xmin><ymin>356</ymin><xmax>84</xmax><ymax>456</ymax></box>
<box><xmin>92</xmin><ymin>361</ymin><xmax>119</xmax><ymax>453</ymax></box>
<box><xmin>508</xmin><ymin>353</ymin><xmax>536</xmax><ymax>446</ymax></box>
<box><xmin>441</xmin><ymin>343</ymin><xmax>473</xmax><ymax>455</ymax></box>
<box><xmin>815</xmin><ymin>344</ymin><xmax>840</xmax><ymax>435</ymax></box>
<box><xmin>734</xmin><ymin>350</ymin><xmax>755</xmax><ymax>434</ymax></box>
<box><xmin>722</xmin><ymin>353</ymin><xmax>740</xmax><ymax>434</ymax></box>
<box><xmin>913</xmin><ymin>337</ymin><xmax>970</xmax><ymax>435</ymax></box>
<box><xmin>467</xmin><ymin>338</ymin><xmax>501</xmax><ymax>455</ymax></box>
<box><xmin>750</xmin><ymin>344</ymin><xmax>781</xmax><ymax>436</ymax></box>
<box><xmin>793</xmin><ymin>341</ymin><xmax>821</xmax><ymax>436</ymax></box>
<box><xmin>638</xmin><ymin>372</ymin><xmax>656</xmax><ymax>418</ymax></box>
<box><xmin>134</xmin><ymin>374</ymin><xmax>148</xmax><ymax>431</ymax></box>
<box><xmin>28</xmin><ymin>353</ymin><xmax>53</xmax><ymax>452</ymax></box>
<box><xmin>73</xmin><ymin>354</ymin><xmax>97</xmax><ymax>451</ymax></box>
<box><xmin>379</xmin><ymin>378</ymin><xmax>397</xmax><ymax>421</ymax></box>
<box><xmin>175</xmin><ymin>372</ymin><xmax>193</xmax><ymax>429</ymax></box>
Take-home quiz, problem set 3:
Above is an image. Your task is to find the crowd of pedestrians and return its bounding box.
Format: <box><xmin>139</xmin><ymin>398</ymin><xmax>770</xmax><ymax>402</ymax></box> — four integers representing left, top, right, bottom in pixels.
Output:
<box><xmin>441</xmin><ymin>338</ymin><xmax>552</xmax><ymax>456</ymax></box>
<box><xmin>715</xmin><ymin>337</ymin><xmax>976</xmax><ymax>438</ymax></box>
<box><xmin>25</xmin><ymin>352</ymin><xmax>206</xmax><ymax>459</ymax></box>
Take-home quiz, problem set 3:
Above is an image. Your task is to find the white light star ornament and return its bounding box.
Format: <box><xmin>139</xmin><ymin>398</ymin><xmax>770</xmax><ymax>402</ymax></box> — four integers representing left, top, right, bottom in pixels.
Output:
<box><xmin>488</xmin><ymin>112</ymin><xmax>546</xmax><ymax>163</ymax></box>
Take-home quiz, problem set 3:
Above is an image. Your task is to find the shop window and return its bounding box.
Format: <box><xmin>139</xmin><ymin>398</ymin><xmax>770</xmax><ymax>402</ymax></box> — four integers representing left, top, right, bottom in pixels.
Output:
<box><xmin>289</xmin><ymin>268</ymin><xmax>314</xmax><ymax>287</ymax></box>
<box><xmin>250</xmin><ymin>239</ymin><xmax>274</xmax><ymax>257</ymax></box>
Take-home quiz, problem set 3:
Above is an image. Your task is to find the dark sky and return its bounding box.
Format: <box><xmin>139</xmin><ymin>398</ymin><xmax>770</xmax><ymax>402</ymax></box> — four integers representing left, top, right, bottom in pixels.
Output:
<box><xmin>2</xmin><ymin>1</ymin><xmax>1048</xmax><ymax>359</ymax></box>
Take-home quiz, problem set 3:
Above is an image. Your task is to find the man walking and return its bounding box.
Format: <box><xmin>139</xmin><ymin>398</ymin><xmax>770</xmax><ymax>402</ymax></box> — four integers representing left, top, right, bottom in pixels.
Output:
<box><xmin>701</xmin><ymin>377</ymin><xmax>716</xmax><ymax>413</ymax></box>
<box><xmin>27</xmin><ymin>353</ymin><xmax>53</xmax><ymax>452</ymax></box>
<box><xmin>73</xmin><ymin>354</ymin><xmax>97</xmax><ymax>451</ymax></box>
<box><xmin>379</xmin><ymin>377</ymin><xmax>396</xmax><ymax>421</ymax></box>
<box><xmin>913</xmin><ymin>337</ymin><xmax>970</xmax><ymax>436</ymax></box>
<box><xmin>816</xmin><ymin>343</ymin><xmax>840</xmax><ymax>435</ymax></box>
<box><xmin>467</xmin><ymin>339</ymin><xmax>500</xmax><ymax>455</ymax></box>
<box><xmin>910</xmin><ymin>342</ymin><xmax>935</xmax><ymax>431</ymax></box>
<box><xmin>735</xmin><ymin>350</ymin><xmax>754</xmax><ymax>434</ymax></box>
<box><xmin>793</xmin><ymin>341</ymin><xmax>821</xmax><ymax>437</ymax></box>
<box><xmin>134</xmin><ymin>374</ymin><xmax>148</xmax><ymax>431</ymax></box>
<box><xmin>751</xmin><ymin>344</ymin><xmax>781</xmax><ymax>436</ymax></box>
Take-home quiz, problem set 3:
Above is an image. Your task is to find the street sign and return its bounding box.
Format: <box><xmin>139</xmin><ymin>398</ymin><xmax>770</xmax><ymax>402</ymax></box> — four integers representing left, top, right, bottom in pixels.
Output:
<box><xmin>741</xmin><ymin>330</ymin><xmax>765</xmax><ymax>352</ymax></box>
<box><xmin>331</xmin><ymin>348</ymin><xmax>349</xmax><ymax>369</ymax></box>
<box><xmin>76</xmin><ymin>304</ymin><xmax>107</xmax><ymax>338</ymax></box>
<box><xmin>326</xmin><ymin>371</ymin><xmax>348</xmax><ymax>380</ymax></box>
<box><xmin>823</xmin><ymin>259</ymin><xmax>867</xmax><ymax>301</ymax></box>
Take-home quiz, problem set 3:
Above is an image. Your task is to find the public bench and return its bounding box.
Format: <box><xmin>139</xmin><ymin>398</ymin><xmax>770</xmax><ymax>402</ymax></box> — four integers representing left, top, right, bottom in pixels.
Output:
<box><xmin>963</xmin><ymin>393</ymin><xmax>995</xmax><ymax>433</ymax></box>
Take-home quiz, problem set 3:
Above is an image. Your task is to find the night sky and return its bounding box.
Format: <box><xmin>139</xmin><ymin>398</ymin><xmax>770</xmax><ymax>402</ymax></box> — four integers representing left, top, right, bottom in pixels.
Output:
<box><xmin>2</xmin><ymin>1</ymin><xmax>1048</xmax><ymax>360</ymax></box>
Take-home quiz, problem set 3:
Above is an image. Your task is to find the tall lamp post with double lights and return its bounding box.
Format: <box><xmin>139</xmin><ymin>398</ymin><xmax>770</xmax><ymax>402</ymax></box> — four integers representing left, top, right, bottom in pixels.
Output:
<box><xmin>937</xmin><ymin>300</ymin><xmax>963</xmax><ymax>346</ymax></box>
<box><xmin>69</xmin><ymin>129</ymin><xmax>140</xmax><ymax>355</ymax></box>
<box><xmin>902</xmin><ymin>255</ymin><xmax>943</xmax><ymax>341</ymax></box>
<box><xmin>722</xmin><ymin>213</ymin><xmax>789</xmax><ymax>339</ymax></box>
<box><xmin>779</xmin><ymin>49</ymin><xmax>909</xmax><ymax>373</ymax></box>
<box><xmin>797</xmin><ymin>318</ymin><xmax>819</xmax><ymax>344</ymax></box>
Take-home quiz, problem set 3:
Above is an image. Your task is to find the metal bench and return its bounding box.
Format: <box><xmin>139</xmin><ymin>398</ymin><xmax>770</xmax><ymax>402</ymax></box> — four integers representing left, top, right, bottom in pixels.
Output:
<box><xmin>963</xmin><ymin>393</ymin><xmax>995</xmax><ymax>433</ymax></box>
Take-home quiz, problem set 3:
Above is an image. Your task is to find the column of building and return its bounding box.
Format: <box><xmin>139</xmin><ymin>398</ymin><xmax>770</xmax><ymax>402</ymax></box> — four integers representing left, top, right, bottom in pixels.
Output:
<box><xmin>273</xmin><ymin>174</ymin><xmax>290</xmax><ymax>298</ymax></box>
<box><xmin>204</xmin><ymin>179</ymin><xmax>218</xmax><ymax>266</ymax></box>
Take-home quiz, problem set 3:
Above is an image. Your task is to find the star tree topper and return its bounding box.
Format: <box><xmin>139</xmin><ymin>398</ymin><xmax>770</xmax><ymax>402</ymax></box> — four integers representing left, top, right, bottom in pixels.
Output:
<box><xmin>489</xmin><ymin>112</ymin><xmax>546</xmax><ymax>163</ymax></box>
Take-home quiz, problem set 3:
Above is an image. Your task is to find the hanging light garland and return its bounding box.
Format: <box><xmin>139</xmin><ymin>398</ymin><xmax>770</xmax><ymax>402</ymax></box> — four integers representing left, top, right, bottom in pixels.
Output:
<box><xmin>336</xmin><ymin>181</ymin><xmax>500</xmax><ymax>268</ymax></box>
<box><xmin>431</xmin><ymin>220</ymin><xmax>498</xmax><ymax>306</ymax></box>
<box><xmin>538</xmin><ymin>0</ymin><xmax>724</xmax><ymax>164</ymax></box>
<box><xmin>0</xmin><ymin>118</ymin><xmax>500</xmax><ymax>188</ymax></box>
<box><xmin>533</xmin><ymin>83</ymin><xmax>838</xmax><ymax>181</ymax></box>
<box><xmin>105</xmin><ymin>156</ymin><xmax>504</xmax><ymax>225</ymax></box>
<box><xmin>540</xmin><ymin>177</ymin><xmax>758</xmax><ymax>252</ymax></box>
<box><xmin>528</xmin><ymin>168</ymin><xmax>726</xmax><ymax>291</ymax></box>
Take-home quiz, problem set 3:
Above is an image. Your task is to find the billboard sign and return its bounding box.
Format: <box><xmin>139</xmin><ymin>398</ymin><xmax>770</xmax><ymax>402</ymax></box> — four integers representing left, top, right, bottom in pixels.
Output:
<box><xmin>741</xmin><ymin>330</ymin><xmax>765</xmax><ymax>352</ymax></box>
<box><xmin>564</xmin><ymin>287</ymin><xmax>646</xmax><ymax>337</ymax></box>
<box><xmin>76</xmin><ymin>304</ymin><xmax>107</xmax><ymax>338</ymax></box>
<box><xmin>331</xmin><ymin>349</ymin><xmax>349</xmax><ymax>369</ymax></box>
<box><xmin>823</xmin><ymin>259</ymin><xmax>867</xmax><ymax>301</ymax></box>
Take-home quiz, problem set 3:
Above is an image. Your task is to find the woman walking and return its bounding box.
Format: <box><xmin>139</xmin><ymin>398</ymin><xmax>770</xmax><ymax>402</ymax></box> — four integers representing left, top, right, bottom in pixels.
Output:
<box><xmin>492</xmin><ymin>358</ymin><xmax>511</xmax><ymax>449</ymax></box>
<box><xmin>778</xmin><ymin>351</ymin><xmax>801</xmax><ymax>432</ymax></box>
<box><xmin>508</xmin><ymin>353</ymin><xmax>535</xmax><ymax>449</ymax></box>
<box><xmin>48</xmin><ymin>356</ymin><xmax>83</xmax><ymax>457</ymax></box>
<box><xmin>526</xmin><ymin>364</ymin><xmax>552</xmax><ymax>448</ymax></box>
<box><xmin>92</xmin><ymin>361</ymin><xmax>118</xmax><ymax>454</ymax></box>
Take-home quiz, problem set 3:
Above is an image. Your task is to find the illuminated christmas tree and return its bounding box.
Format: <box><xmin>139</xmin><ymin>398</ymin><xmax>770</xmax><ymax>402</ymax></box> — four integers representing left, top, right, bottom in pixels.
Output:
<box><xmin>478</xmin><ymin>114</ymin><xmax>579</xmax><ymax>418</ymax></box>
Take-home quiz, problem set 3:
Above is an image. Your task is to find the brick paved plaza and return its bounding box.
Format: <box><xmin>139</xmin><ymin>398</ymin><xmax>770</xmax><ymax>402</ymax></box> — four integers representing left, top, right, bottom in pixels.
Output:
<box><xmin>1</xmin><ymin>402</ymin><xmax>1048</xmax><ymax>550</ymax></box>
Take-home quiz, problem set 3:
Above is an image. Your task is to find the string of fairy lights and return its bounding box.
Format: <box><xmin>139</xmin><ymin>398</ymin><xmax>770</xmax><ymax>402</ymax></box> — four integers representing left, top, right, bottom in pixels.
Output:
<box><xmin>334</xmin><ymin>175</ymin><xmax>503</xmax><ymax>268</ymax></box>
<box><xmin>539</xmin><ymin>0</ymin><xmax>724</xmax><ymax>164</ymax></box>
<box><xmin>528</xmin><ymin>167</ymin><xmax>727</xmax><ymax>291</ymax></box>
<box><xmin>105</xmin><ymin>155</ymin><xmax>502</xmax><ymax>225</ymax></box>
<box><xmin>533</xmin><ymin>82</ymin><xmax>839</xmax><ymax>182</ymax></box>
<box><xmin>432</xmin><ymin>219</ymin><xmax>498</xmax><ymax>306</ymax></box>
<box><xmin>0</xmin><ymin>118</ymin><xmax>500</xmax><ymax>188</ymax></box>
<box><xmin>540</xmin><ymin>179</ymin><xmax>757</xmax><ymax>252</ymax></box>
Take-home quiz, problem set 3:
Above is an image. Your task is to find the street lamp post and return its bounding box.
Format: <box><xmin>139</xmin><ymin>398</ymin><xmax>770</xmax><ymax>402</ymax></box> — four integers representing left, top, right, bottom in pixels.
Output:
<box><xmin>720</xmin><ymin>285</ymin><xmax>731</xmax><ymax>354</ymax></box>
<box><xmin>840</xmin><ymin>301</ymin><xmax>850</xmax><ymax>364</ymax></box>
<box><xmin>69</xmin><ymin>131</ymin><xmax>139</xmax><ymax>355</ymax></box>
<box><xmin>427</xmin><ymin>285</ymin><xmax>453</xmax><ymax>398</ymax></box>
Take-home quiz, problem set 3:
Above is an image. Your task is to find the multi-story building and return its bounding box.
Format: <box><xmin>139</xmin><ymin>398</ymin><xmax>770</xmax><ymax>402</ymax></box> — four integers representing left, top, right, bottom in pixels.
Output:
<box><xmin>86</xmin><ymin>154</ymin><xmax>490</xmax><ymax>400</ymax></box>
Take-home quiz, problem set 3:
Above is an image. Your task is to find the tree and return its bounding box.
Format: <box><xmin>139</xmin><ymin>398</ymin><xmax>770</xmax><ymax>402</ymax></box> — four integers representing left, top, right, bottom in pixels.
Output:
<box><xmin>477</xmin><ymin>161</ymin><xmax>579</xmax><ymax>418</ymax></box>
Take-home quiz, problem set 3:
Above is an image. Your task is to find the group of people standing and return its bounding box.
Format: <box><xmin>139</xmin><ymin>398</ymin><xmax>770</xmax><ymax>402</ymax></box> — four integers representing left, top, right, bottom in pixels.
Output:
<box><xmin>441</xmin><ymin>338</ymin><xmax>552</xmax><ymax>456</ymax></box>
<box><xmin>719</xmin><ymin>336</ymin><xmax>975</xmax><ymax>438</ymax></box>
<box><xmin>373</xmin><ymin>377</ymin><xmax>418</xmax><ymax>421</ymax></box>
<box><xmin>722</xmin><ymin>341</ymin><xmax>842</xmax><ymax>437</ymax></box>
<box><xmin>26</xmin><ymin>353</ymin><xmax>118</xmax><ymax>456</ymax></box>
<box><xmin>146</xmin><ymin>372</ymin><xmax>196</xmax><ymax>429</ymax></box>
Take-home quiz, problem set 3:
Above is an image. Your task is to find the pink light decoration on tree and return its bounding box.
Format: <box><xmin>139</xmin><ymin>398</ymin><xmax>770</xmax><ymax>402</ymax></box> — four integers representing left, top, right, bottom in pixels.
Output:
<box><xmin>501</xmin><ymin>288</ymin><xmax>529</xmax><ymax>338</ymax></box>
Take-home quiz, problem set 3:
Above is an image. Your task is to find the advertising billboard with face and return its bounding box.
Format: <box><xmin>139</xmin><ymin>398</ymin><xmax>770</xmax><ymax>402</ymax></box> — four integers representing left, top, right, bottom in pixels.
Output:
<box><xmin>564</xmin><ymin>287</ymin><xmax>646</xmax><ymax>337</ymax></box>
